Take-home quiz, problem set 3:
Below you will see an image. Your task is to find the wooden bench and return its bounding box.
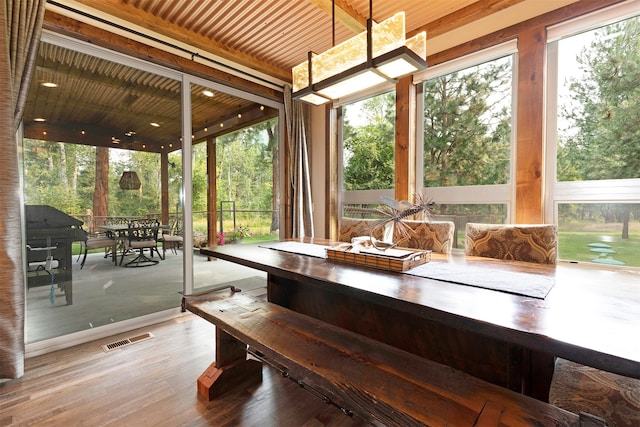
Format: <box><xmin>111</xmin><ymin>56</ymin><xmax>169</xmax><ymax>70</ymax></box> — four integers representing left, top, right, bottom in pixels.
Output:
<box><xmin>185</xmin><ymin>290</ymin><xmax>602</xmax><ymax>427</ymax></box>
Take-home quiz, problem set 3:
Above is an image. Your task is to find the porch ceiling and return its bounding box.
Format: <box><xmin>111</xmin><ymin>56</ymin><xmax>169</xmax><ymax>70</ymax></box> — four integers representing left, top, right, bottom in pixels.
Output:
<box><xmin>24</xmin><ymin>0</ymin><xmax>581</xmax><ymax>152</ymax></box>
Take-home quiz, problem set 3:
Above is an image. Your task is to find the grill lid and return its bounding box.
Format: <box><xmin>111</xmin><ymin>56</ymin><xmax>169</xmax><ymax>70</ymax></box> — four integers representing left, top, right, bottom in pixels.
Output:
<box><xmin>25</xmin><ymin>205</ymin><xmax>84</xmax><ymax>229</ymax></box>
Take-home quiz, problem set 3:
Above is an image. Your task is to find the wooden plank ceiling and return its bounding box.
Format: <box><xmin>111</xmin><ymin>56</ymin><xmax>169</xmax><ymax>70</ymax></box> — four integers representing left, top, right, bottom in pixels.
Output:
<box><xmin>25</xmin><ymin>0</ymin><xmax>580</xmax><ymax>152</ymax></box>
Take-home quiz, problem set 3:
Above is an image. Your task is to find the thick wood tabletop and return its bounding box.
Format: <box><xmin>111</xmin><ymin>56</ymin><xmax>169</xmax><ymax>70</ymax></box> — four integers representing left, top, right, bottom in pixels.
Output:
<box><xmin>201</xmin><ymin>240</ymin><xmax>640</xmax><ymax>380</ymax></box>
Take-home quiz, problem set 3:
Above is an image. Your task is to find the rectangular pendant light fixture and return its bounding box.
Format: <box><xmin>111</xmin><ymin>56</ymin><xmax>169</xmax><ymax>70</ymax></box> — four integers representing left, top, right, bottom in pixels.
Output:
<box><xmin>292</xmin><ymin>10</ymin><xmax>426</xmax><ymax>105</ymax></box>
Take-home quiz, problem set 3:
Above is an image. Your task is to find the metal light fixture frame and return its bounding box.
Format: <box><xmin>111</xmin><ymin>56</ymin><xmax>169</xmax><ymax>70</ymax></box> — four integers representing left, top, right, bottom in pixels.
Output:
<box><xmin>292</xmin><ymin>1</ymin><xmax>427</xmax><ymax>105</ymax></box>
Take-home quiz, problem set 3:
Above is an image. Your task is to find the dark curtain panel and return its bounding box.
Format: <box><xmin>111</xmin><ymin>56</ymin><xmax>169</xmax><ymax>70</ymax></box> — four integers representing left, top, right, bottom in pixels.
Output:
<box><xmin>284</xmin><ymin>85</ymin><xmax>314</xmax><ymax>238</ymax></box>
<box><xmin>0</xmin><ymin>0</ymin><xmax>45</xmax><ymax>380</ymax></box>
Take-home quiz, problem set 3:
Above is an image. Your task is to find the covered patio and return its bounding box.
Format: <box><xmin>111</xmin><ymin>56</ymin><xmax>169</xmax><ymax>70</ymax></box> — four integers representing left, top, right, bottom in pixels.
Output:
<box><xmin>23</xmin><ymin>38</ymin><xmax>279</xmax><ymax>237</ymax></box>
<box><xmin>26</xmin><ymin>247</ymin><xmax>268</xmax><ymax>343</ymax></box>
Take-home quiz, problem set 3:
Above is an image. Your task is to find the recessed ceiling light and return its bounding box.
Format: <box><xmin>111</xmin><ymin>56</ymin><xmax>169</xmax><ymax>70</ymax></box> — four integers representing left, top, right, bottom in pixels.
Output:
<box><xmin>34</xmin><ymin>118</ymin><xmax>46</xmax><ymax>122</ymax></box>
<box><xmin>202</xmin><ymin>90</ymin><xmax>215</xmax><ymax>97</ymax></box>
<box><xmin>41</xmin><ymin>82</ymin><xmax>58</xmax><ymax>88</ymax></box>
<box><xmin>150</xmin><ymin>122</ymin><xmax>160</xmax><ymax>127</ymax></box>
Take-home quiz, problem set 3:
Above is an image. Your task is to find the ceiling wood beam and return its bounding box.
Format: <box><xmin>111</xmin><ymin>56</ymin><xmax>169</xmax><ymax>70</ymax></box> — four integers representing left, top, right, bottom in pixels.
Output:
<box><xmin>60</xmin><ymin>0</ymin><xmax>292</xmax><ymax>82</ymax></box>
<box><xmin>23</xmin><ymin>121</ymin><xmax>170</xmax><ymax>153</ymax></box>
<box><xmin>411</xmin><ymin>0</ymin><xmax>526</xmax><ymax>39</ymax></box>
<box><xmin>193</xmin><ymin>107</ymin><xmax>278</xmax><ymax>142</ymax></box>
<box><xmin>43</xmin><ymin>11</ymin><xmax>282</xmax><ymax>101</ymax></box>
<box><xmin>308</xmin><ymin>0</ymin><xmax>366</xmax><ymax>34</ymax></box>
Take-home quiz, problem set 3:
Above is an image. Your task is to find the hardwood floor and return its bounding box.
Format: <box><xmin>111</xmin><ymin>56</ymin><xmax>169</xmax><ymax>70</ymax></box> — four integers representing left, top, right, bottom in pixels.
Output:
<box><xmin>1</xmin><ymin>313</ymin><xmax>369</xmax><ymax>426</ymax></box>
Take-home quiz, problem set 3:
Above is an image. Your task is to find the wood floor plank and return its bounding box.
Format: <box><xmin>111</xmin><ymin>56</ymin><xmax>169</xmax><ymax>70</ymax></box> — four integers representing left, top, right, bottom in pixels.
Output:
<box><xmin>0</xmin><ymin>314</ymin><xmax>367</xmax><ymax>427</ymax></box>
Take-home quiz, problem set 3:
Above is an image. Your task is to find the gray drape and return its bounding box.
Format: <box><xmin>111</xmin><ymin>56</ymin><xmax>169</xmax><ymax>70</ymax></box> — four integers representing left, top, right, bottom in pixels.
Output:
<box><xmin>1</xmin><ymin>0</ymin><xmax>46</xmax><ymax>380</ymax></box>
<box><xmin>283</xmin><ymin>85</ymin><xmax>314</xmax><ymax>238</ymax></box>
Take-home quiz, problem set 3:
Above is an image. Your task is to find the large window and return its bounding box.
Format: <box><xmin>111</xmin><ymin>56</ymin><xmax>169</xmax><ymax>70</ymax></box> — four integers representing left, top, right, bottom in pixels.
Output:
<box><xmin>340</xmin><ymin>91</ymin><xmax>396</xmax><ymax>218</ymax></box>
<box><xmin>421</xmin><ymin>56</ymin><xmax>512</xmax><ymax>188</ymax></box>
<box><xmin>547</xmin><ymin>2</ymin><xmax>640</xmax><ymax>267</ymax></box>
<box><xmin>415</xmin><ymin>42</ymin><xmax>517</xmax><ymax>241</ymax></box>
<box><xmin>342</xmin><ymin>91</ymin><xmax>396</xmax><ymax>191</ymax></box>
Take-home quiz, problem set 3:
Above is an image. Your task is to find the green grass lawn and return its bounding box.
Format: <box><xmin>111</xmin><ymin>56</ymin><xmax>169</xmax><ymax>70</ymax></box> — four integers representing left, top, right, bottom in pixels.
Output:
<box><xmin>558</xmin><ymin>231</ymin><xmax>639</xmax><ymax>267</ymax></box>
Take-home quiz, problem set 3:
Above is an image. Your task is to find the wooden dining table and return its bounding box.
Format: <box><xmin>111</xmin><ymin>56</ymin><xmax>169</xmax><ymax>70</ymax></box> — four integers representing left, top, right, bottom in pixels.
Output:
<box><xmin>200</xmin><ymin>239</ymin><xmax>640</xmax><ymax>402</ymax></box>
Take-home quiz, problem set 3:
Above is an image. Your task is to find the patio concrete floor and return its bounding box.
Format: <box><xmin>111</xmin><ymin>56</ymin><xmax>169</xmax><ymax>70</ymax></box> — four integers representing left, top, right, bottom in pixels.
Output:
<box><xmin>26</xmin><ymin>247</ymin><xmax>266</xmax><ymax>343</ymax></box>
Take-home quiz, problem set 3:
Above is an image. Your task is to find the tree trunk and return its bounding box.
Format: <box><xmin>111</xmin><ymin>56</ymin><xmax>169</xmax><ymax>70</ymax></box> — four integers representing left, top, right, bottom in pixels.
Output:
<box><xmin>93</xmin><ymin>146</ymin><xmax>109</xmax><ymax>231</ymax></box>
<box><xmin>620</xmin><ymin>204</ymin><xmax>630</xmax><ymax>240</ymax></box>
<box><xmin>58</xmin><ymin>142</ymin><xmax>68</xmax><ymax>190</ymax></box>
<box><xmin>71</xmin><ymin>149</ymin><xmax>78</xmax><ymax>195</ymax></box>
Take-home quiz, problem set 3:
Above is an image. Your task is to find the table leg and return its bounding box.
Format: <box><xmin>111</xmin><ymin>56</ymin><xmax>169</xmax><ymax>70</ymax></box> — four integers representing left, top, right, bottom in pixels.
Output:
<box><xmin>197</xmin><ymin>329</ymin><xmax>262</xmax><ymax>400</ymax></box>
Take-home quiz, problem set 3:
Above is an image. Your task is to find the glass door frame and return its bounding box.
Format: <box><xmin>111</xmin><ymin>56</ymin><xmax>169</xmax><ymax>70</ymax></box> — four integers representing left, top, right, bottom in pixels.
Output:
<box><xmin>25</xmin><ymin>30</ymin><xmax>285</xmax><ymax>355</ymax></box>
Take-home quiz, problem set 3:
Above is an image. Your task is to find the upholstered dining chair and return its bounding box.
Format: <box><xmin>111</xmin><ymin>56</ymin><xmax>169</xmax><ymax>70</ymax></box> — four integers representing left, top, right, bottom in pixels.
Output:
<box><xmin>339</xmin><ymin>218</ymin><xmax>455</xmax><ymax>254</ymax></box>
<box><xmin>338</xmin><ymin>218</ymin><xmax>383</xmax><ymax>243</ymax></box>
<box><xmin>464</xmin><ymin>223</ymin><xmax>638</xmax><ymax>424</ymax></box>
<box><xmin>399</xmin><ymin>220</ymin><xmax>455</xmax><ymax>254</ymax></box>
<box><xmin>465</xmin><ymin>223</ymin><xmax>558</xmax><ymax>264</ymax></box>
<box><xmin>121</xmin><ymin>219</ymin><xmax>161</xmax><ymax>267</ymax></box>
<box><xmin>549</xmin><ymin>358</ymin><xmax>640</xmax><ymax>427</ymax></box>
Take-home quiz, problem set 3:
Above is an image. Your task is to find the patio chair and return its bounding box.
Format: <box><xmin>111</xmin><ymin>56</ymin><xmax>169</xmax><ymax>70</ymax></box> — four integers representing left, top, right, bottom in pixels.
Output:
<box><xmin>79</xmin><ymin>231</ymin><xmax>116</xmax><ymax>268</ymax></box>
<box><xmin>121</xmin><ymin>219</ymin><xmax>161</xmax><ymax>267</ymax></box>
<box><xmin>159</xmin><ymin>216</ymin><xmax>183</xmax><ymax>259</ymax></box>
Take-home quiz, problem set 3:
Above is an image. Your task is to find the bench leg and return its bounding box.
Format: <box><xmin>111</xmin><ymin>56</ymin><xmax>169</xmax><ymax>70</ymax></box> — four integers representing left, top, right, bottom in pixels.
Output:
<box><xmin>197</xmin><ymin>329</ymin><xmax>262</xmax><ymax>401</ymax></box>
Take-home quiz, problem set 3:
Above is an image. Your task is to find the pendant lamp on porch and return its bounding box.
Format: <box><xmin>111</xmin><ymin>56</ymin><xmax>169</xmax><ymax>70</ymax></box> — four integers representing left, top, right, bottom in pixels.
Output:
<box><xmin>119</xmin><ymin>171</ymin><xmax>141</xmax><ymax>190</ymax></box>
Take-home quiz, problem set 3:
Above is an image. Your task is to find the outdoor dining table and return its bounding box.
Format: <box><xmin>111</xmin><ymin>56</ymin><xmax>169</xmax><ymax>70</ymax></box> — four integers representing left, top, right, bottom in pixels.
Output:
<box><xmin>96</xmin><ymin>224</ymin><xmax>128</xmax><ymax>264</ymax></box>
<box><xmin>96</xmin><ymin>223</ymin><xmax>168</xmax><ymax>264</ymax></box>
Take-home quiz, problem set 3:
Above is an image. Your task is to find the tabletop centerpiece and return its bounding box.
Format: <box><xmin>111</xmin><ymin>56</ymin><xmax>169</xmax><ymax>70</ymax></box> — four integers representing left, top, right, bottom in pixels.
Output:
<box><xmin>327</xmin><ymin>195</ymin><xmax>435</xmax><ymax>272</ymax></box>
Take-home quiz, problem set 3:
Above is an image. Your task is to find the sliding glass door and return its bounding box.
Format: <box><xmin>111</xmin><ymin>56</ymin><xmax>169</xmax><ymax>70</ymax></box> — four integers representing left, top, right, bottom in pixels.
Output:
<box><xmin>188</xmin><ymin>80</ymin><xmax>281</xmax><ymax>294</ymax></box>
<box><xmin>23</xmin><ymin>32</ymin><xmax>284</xmax><ymax>347</ymax></box>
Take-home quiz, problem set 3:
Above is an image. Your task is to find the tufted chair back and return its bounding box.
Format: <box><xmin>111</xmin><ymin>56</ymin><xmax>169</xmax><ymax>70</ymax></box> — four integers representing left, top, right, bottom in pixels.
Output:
<box><xmin>339</xmin><ymin>218</ymin><xmax>455</xmax><ymax>254</ymax></box>
<box><xmin>465</xmin><ymin>223</ymin><xmax>557</xmax><ymax>264</ymax></box>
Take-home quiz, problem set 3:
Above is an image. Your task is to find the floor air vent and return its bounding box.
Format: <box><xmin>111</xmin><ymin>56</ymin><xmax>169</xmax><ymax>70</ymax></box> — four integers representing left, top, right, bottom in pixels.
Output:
<box><xmin>102</xmin><ymin>332</ymin><xmax>154</xmax><ymax>352</ymax></box>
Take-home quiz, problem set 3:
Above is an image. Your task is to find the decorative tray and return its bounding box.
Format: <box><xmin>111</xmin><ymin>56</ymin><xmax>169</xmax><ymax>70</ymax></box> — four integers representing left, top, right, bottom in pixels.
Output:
<box><xmin>325</xmin><ymin>244</ymin><xmax>431</xmax><ymax>272</ymax></box>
